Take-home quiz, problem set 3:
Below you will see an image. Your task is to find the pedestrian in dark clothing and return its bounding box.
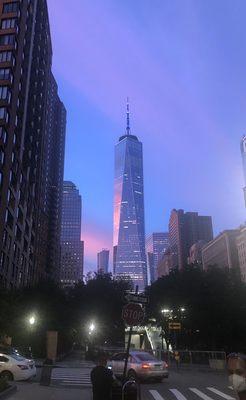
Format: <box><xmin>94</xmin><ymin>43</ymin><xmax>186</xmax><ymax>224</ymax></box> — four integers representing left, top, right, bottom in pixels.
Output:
<box><xmin>91</xmin><ymin>354</ymin><xmax>114</xmax><ymax>400</ymax></box>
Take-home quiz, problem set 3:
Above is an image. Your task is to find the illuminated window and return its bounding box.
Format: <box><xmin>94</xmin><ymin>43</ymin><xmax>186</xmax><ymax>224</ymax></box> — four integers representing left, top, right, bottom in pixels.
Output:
<box><xmin>1</xmin><ymin>18</ymin><xmax>17</xmax><ymax>29</ymax></box>
<box><xmin>3</xmin><ymin>2</ymin><xmax>19</xmax><ymax>13</ymax></box>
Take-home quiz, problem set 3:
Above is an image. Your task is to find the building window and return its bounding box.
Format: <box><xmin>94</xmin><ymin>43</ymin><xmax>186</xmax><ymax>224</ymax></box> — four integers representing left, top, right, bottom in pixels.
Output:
<box><xmin>2</xmin><ymin>2</ymin><xmax>19</xmax><ymax>14</ymax></box>
<box><xmin>0</xmin><ymin>148</ymin><xmax>4</xmax><ymax>165</ymax></box>
<box><xmin>1</xmin><ymin>18</ymin><xmax>17</xmax><ymax>29</ymax></box>
<box><xmin>0</xmin><ymin>34</ymin><xmax>15</xmax><ymax>46</ymax></box>
<box><xmin>0</xmin><ymin>86</ymin><xmax>9</xmax><ymax>100</ymax></box>
<box><xmin>0</xmin><ymin>68</ymin><xmax>10</xmax><ymax>80</ymax></box>
<box><xmin>0</xmin><ymin>127</ymin><xmax>7</xmax><ymax>143</ymax></box>
<box><xmin>0</xmin><ymin>51</ymin><xmax>12</xmax><ymax>62</ymax></box>
<box><xmin>0</xmin><ymin>107</ymin><xmax>8</xmax><ymax>121</ymax></box>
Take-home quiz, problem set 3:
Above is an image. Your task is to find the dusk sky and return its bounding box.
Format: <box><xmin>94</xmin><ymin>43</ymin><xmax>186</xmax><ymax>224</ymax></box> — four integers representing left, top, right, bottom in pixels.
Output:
<box><xmin>48</xmin><ymin>0</ymin><xmax>246</xmax><ymax>272</ymax></box>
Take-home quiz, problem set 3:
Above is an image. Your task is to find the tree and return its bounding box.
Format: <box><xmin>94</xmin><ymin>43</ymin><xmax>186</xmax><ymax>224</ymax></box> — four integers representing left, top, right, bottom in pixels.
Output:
<box><xmin>146</xmin><ymin>266</ymin><xmax>246</xmax><ymax>352</ymax></box>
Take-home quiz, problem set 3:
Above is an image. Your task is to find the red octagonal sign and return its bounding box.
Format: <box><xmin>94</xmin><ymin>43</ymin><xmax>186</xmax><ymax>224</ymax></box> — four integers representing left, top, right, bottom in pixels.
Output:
<box><xmin>122</xmin><ymin>303</ymin><xmax>145</xmax><ymax>326</ymax></box>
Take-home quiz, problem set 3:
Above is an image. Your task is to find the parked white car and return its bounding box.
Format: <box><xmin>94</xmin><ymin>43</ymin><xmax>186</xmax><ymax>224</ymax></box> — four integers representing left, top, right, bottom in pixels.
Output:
<box><xmin>0</xmin><ymin>352</ymin><xmax>36</xmax><ymax>381</ymax></box>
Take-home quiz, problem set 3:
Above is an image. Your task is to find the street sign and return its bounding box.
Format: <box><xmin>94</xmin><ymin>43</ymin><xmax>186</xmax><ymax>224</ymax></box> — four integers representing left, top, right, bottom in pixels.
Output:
<box><xmin>168</xmin><ymin>322</ymin><xmax>181</xmax><ymax>330</ymax></box>
<box><xmin>125</xmin><ymin>293</ymin><xmax>149</xmax><ymax>304</ymax></box>
<box><xmin>122</xmin><ymin>303</ymin><xmax>145</xmax><ymax>326</ymax></box>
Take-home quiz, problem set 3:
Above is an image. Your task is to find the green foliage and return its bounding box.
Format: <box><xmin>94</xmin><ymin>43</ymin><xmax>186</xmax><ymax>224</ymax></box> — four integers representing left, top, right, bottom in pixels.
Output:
<box><xmin>0</xmin><ymin>274</ymin><xmax>131</xmax><ymax>356</ymax></box>
<box><xmin>145</xmin><ymin>266</ymin><xmax>246</xmax><ymax>352</ymax></box>
<box><xmin>1</xmin><ymin>268</ymin><xmax>245</xmax><ymax>354</ymax></box>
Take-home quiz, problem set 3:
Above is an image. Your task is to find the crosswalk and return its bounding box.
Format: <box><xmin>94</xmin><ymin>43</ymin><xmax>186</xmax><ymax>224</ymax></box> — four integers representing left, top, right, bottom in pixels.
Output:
<box><xmin>51</xmin><ymin>367</ymin><xmax>92</xmax><ymax>387</ymax></box>
<box><xmin>149</xmin><ymin>387</ymin><xmax>236</xmax><ymax>400</ymax></box>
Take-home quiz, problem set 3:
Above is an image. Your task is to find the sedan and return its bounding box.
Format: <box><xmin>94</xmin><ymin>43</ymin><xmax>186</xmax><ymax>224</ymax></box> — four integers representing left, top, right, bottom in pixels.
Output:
<box><xmin>0</xmin><ymin>352</ymin><xmax>36</xmax><ymax>381</ymax></box>
<box><xmin>107</xmin><ymin>351</ymin><xmax>168</xmax><ymax>382</ymax></box>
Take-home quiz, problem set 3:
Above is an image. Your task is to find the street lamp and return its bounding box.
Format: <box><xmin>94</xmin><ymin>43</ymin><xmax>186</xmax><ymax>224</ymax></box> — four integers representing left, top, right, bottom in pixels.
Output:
<box><xmin>27</xmin><ymin>314</ymin><xmax>37</xmax><ymax>357</ymax></box>
<box><xmin>29</xmin><ymin>316</ymin><xmax>36</xmax><ymax>326</ymax></box>
<box><xmin>89</xmin><ymin>323</ymin><xmax>95</xmax><ymax>333</ymax></box>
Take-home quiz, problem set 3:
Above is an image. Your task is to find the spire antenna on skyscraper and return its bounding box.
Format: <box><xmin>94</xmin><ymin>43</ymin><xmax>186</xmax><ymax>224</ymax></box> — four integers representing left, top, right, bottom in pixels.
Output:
<box><xmin>126</xmin><ymin>97</ymin><xmax>130</xmax><ymax>135</ymax></box>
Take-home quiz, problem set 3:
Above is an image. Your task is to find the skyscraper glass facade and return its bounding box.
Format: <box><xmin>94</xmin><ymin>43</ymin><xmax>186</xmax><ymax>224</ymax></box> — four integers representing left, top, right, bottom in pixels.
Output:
<box><xmin>240</xmin><ymin>136</ymin><xmax>246</xmax><ymax>206</ymax></box>
<box><xmin>113</xmin><ymin>109</ymin><xmax>146</xmax><ymax>291</ymax></box>
<box><xmin>60</xmin><ymin>181</ymin><xmax>84</xmax><ymax>286</ymax></box>
<box><xmin>146</xmin><ymin>232</ymin><xmax>169</xmax><ymax>283</ymax></box>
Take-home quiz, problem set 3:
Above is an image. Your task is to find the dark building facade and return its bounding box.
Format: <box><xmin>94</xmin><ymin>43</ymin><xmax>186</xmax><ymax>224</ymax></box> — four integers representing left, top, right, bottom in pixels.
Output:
<box><xmin>202</xmin><ymin>230</ymin><xmax>240</xmax><ymax>271</ymax></box>
<box><xmin>113</xmin><ymin>102</ymin><xmax>147</xmax><ymax>290</ymax></box>
<box><xmin>169</xmin><ymin>209</ymin><xmax>213</xmax><ymax>271</ymax></box>
<box><xmin>0</xmin><ymin>0</ymin><xmax>66</xmax><ymax>288</ymax></box>
<box><xmin>41</xmin><ymin>73</ymin><xmax>66</xmax><ymax>281</ymax></box>
<box><xmin>97</xmin><ymin>249</ymin><xmax>109</xmax><ymax>274</ymax></box>
<box><xmin>60</xmin><ymin>181</ymin><xmax>84</xmax><ymax>286</ymax></box>
<box><xmin>146</xmin><ymin>232</ymin><xmax>169</xmax><ymax>283</ymax></box>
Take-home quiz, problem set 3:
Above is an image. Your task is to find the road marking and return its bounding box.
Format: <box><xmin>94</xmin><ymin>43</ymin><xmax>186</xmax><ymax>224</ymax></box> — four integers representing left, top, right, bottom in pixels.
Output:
<box><xmin>228</xmin><ymin>387</ymin><xmax>234</xmax><ymax>390</ymax></box>
<box><xmin>190</xmin><ymin>388</ymin><xmax>214</xmax><ymax>400</ymax></box>
<box><xmin>149</xmin><ymin>390</ymin><xmax>165</xmax><ymax>400</ymax></box>
<box><xmin>207</xmin><ymin>387</ymin><xmax>235</xmax><ymax>400</ymax></box>
<box><xmin>169</xmin><ymin>389</ymin><xmax>188</xmax><ymax>400</ymax></box>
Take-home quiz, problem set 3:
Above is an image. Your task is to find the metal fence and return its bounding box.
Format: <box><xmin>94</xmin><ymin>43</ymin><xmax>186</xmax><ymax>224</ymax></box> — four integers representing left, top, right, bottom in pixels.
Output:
<box><xmin>95</xmin><ymin>347</ymin><xmax>227</xmax><ymax>370</ymax></box>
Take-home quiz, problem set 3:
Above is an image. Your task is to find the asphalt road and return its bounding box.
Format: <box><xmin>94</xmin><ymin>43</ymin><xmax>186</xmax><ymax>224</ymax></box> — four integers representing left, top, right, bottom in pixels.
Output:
<box><xmin>140</xmin><ymin>369</ymin><xmax>233</xmax><ymax>400</ymax></box>
<box><xmin>11</xmin><ymin>352</ymin><xmax>234</xmax><ymax>400</ymax></box>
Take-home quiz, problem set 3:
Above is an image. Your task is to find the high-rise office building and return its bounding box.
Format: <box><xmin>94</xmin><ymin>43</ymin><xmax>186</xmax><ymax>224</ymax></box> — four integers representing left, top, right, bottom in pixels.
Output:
<box><xmin>60</xmin><ymin>181</ymin><xmax>84</xmax><ymax>286</ymax></box>
<box><xmin>202</xmin><ymin>230</ymin><xmax>240</xmax><ymax>271</ymax></box>
<box><xmin>97</xmin><ymin>249</ymin><xmax>109</xmax><ymax>274</ymax></box>
<box><xmin>240</xmin><ymin>136</ymin><xmax>246</xmax><ymax>206</ymax></box>
<box><xmin>146</xmin><ymin>232</ymin><xmax>169</xmax><ymax>283</ymax></box>
<box><xmin>169</xmin><ymin>209</ymin><xmax>213</xmax><ymax>271</ymax></box>
<box><xmin>236</xmin><ymin>226</ymin><xmax>246</xmax><ymax>282</ymax></box>
<box><xmin>41</xmin><ymin>74</ymin><xmax>66</xmax><ymax>281</ymax></box>
<box><xmin>0</xmin><ymin>0</ymin><xmax>65</xmax><ymax>288</ymax></box>
<box><xmin>113</xmin><ymin>102</ymin><xmax>146</xmax><ymax>291</ymax></box>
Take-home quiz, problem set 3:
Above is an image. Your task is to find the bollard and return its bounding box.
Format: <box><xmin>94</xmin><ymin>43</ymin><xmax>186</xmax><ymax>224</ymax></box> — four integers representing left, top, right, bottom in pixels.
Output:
<box><xmin>40</xmin><ymin>359</ymin><xmax>53</xmax><ymax>386</ymax></box>
<box><xmin>122</xmin><ymin>380</ymin><xmax>138</xmax><ymax>400</ymax></box>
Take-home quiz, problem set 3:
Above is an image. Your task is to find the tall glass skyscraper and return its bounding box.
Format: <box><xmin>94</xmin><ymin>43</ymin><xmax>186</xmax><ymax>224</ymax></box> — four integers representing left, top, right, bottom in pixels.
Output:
<box><xmin>113</xmin><ymin>102</ymin><xmax>146</xmax><ymax>291</ymax></box>
<box><xmin>240</xmin><ymin>135</ymin><xmax>246</xmax><ymax>207</ymax></box>
<box><xmin>60</xmin><ymin>181</ymin><xmax>84</xmax><ymax>286</ymax></box>
<box><xmin>146</xmin><ymin>233</ymin><xmax>169</xmax><ymax>284</ymax></box>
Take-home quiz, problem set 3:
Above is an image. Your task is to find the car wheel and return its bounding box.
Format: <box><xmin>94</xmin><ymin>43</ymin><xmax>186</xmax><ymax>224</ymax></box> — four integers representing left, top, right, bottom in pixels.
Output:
<box><xmin>127</xmin><ymin>369</ymin><xmax>137</xmax><ymax>381</ymax></box>
<box><xmin>0</xmin><ymin>371</ymin><xmax>14</xmax><ymax>381</ymax></box>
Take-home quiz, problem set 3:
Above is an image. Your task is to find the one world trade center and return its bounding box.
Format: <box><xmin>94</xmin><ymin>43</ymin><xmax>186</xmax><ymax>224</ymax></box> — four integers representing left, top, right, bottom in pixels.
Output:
<box><xmin>113</xmin><ymin>101</ymin><xmax>147</xmax><ymax>291</ymax></box>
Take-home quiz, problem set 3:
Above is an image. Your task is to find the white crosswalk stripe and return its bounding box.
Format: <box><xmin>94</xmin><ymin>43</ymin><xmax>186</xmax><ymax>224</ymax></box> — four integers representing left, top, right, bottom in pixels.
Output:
<box><xmin>207</xmin><ymin>387</ymin><xmax>235</xmax><ymax>399</ymax></box>
<box><xmin>169</xmin><ymin>388</ymin><xmax>188</xmax><ymax>400</ymax></box>
<box><xmin>190</xmin><ymin>388</ymin><xmax>214</xmax><ymax>400</ymax></box>
<box><xmin>51</xmin><ymin>368</ymin><xmax>92</xmax><ymax>387</ymax></box>
<box><xmin>149</xmin><ymin>387</ymin><xmax>234</xmax><ymax>400</ymax></box>
<box><xmin>149</xmin><ymin>390</ymin><xmax>165</xmax><ymax>400</ymax></box>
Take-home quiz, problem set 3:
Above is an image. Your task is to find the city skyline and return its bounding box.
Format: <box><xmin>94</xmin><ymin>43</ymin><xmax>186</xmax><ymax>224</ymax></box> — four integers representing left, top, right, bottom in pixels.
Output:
<box><xmin>48</xmin><ymin>0</ymin><xmax>246</xmax><ymax>272</ymax></box>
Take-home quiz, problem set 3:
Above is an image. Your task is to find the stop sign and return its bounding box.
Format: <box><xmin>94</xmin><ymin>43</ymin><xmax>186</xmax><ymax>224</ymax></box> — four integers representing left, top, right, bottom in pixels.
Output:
<box><xmin>122</xmin><ymin>303</ymin><xmax>145</xmax><ymax>326</ymax></box>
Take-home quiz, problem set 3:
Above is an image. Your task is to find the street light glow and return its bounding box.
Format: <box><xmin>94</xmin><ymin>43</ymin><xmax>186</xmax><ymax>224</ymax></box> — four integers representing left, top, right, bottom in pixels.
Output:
<box><xmin>161</xmin><ymin>308</ymin><xmax>170</xmax><ymax>314</ymax></box>
<box><xmin>180</xmin><ymin>308</ymin><xmax>186</xmax><ymax>312</ymax></box>
<box><xmin>29</xmin><ymin>316</ymin><xmax>36</xmax><ymax>325</ymax></box>
<box><xmin>89</xmin><ymin>322</ymin><xmax>95</xmax><ymax>332</ymax></box>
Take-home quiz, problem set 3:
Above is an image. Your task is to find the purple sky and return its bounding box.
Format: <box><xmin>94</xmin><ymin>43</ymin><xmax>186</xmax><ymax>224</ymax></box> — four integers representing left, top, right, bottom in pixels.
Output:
<box><xmin>48</xmin><ymin>0</ymin><xmax>246</xmax><ymax>272</ymax></box>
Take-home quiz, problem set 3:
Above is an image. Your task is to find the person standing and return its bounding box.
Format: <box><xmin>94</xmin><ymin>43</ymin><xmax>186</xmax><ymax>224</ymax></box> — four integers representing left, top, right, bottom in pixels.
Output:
<box><xmin>227</xmin><ymin>353</ymin><xmax>246</xmax><ymax>400</ymax></box>
<box><xmin>91</xmin><ymin>354</ymin><xmax>114</xmax><ymax>400</ymax></box>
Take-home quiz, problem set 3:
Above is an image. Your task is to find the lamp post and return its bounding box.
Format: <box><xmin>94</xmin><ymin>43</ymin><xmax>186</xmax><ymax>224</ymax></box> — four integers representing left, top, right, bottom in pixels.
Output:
<box><xmin>27</xmin><ymin>314</ymin><xmax>37</xmax><ymax>357</ymax></box>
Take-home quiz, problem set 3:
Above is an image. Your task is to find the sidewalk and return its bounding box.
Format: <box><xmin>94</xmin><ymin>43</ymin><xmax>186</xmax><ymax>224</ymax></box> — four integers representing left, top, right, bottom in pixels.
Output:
<box><xmin>8</xmin><ymin>383</ymin><xmax>92</xmax><ymax>400</ymax></box>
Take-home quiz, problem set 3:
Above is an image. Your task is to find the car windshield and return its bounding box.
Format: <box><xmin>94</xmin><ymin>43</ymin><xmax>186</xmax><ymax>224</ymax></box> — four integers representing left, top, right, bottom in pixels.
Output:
<box><xmin>134</xmin><ymin>353</ymin><xmax>157</xmax><ymax>361</ymax></box>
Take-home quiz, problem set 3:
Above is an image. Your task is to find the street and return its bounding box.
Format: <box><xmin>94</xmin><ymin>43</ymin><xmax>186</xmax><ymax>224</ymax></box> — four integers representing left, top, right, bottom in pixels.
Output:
<box><xmin>7</xmin><ymin>352</ymin><xmax>235</xmax><ymax>400</ymax></box>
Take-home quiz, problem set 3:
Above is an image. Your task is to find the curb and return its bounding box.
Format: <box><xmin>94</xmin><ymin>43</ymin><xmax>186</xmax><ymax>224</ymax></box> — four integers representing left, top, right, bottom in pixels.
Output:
<box><xmin>0</xmin><ymin>385</ymin><xmax>17</xmax><ymax>399</ymax></box>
